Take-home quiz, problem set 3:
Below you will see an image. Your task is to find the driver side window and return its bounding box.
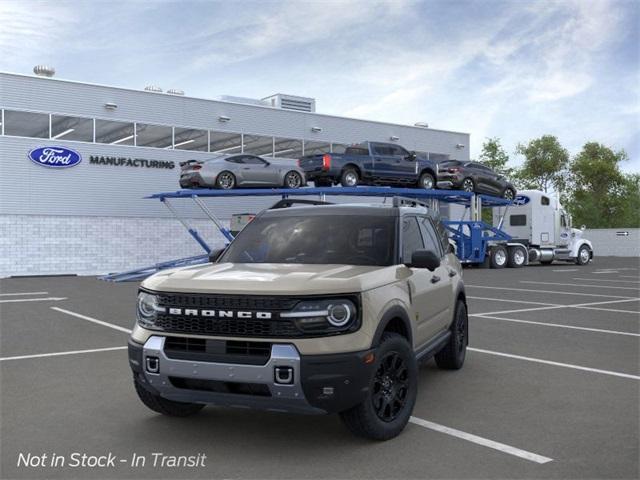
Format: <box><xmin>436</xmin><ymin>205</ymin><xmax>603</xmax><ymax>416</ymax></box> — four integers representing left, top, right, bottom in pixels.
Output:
<box><xmin>402</xmin><ymin>217</ymin><xmax>425</xmax><ymax>263</ymax></box>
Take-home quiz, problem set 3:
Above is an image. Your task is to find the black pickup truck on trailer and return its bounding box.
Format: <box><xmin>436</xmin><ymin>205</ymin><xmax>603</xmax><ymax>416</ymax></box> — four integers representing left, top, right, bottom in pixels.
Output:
<box><xmin>298</xmin><ymin>141</ymin><xmax>439</xmax><ymax>189</ymax></box>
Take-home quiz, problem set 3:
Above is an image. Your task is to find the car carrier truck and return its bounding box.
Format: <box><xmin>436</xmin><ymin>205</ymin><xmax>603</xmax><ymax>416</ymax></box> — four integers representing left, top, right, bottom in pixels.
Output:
<box><xmin>488</xmin><ymin>189</ymin><xmax>593</xmax><ymax>267</ymax></box>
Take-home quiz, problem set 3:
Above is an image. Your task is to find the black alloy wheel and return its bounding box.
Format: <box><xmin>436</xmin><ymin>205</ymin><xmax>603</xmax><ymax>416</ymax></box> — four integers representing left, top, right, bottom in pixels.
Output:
<box><xmin>503</xmin><ymin>188</ymin><xmax>515</xmax><ymax>201</ymax></box>
<box><xmin>372</xmin><ymin>351</ymin><xmax>409</xmax><ymax>422</ymax></box>
<box><xmin>216</xmin><ymin>171</ymin><xmax>236</xmax><ymax>189</ymax></box>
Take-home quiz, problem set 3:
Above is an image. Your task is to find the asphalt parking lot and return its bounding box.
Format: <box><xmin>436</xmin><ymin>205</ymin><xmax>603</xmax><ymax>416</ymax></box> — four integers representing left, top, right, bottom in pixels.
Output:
<box><xmin>1</xmin><ymin>256</ymin><xmax>638</xmax><ymax>480</ymax></box>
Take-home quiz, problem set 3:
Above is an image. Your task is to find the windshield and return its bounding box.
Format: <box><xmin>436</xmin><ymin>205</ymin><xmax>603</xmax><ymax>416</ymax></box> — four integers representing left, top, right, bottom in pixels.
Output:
<box><xmin>220</xmin><ymin>214</ymin><xmax>397</xmax><ymax>266</ymax></box>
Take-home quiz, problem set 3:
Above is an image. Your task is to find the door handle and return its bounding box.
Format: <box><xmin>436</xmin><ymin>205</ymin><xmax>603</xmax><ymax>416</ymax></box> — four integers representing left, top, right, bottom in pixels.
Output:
<box><xmin>242</xmin><ymin>167</ymin><xmax>251</xmax><ymax>170</ymax></box>
<box><xmin>448</xmin><ymin>270</ymin><xmax>457</xmax><ymax>277</ymax></box>
<box><xmin>431</xmin><ymin>275</ymin><xmax>441</xmax><ymax>284</ymax></box>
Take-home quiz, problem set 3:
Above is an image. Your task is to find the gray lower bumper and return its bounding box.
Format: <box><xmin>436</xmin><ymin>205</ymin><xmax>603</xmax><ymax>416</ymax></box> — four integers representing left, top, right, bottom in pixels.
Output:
<box><xmin>436</xmin><ymin>180</ymin><xmax>454</xmax><ymax>189</ymax></box>
<box><xmin>141</xmin><ymin>336</ymin><xmax>324</xmax><ymax>414</ymax></box>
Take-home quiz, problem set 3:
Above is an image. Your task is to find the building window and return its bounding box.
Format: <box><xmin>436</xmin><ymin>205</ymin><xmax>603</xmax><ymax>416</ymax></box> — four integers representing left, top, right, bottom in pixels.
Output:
<box><xmin>3</xmin><ymin>110</ymin><xmax>49</xmax><ymax>138</ymax></box>
<box><xmin>95</xmin><ymin>119</ymin><xmax>135</xmax><ymax>145</ymax></box>
<box><xmin>173</xmin><ymin>127</ymin><xmax>208</xmax><ymax>151</ymax></box>
<box><xmin>51</xmin><ymin>114</ymin><xmax>93</xmax><ymax>142</ymax></box>
<box><xmin>303</xmin><ymin>140</ymin><xmax>331</xmax><ymax>155</ymax></box>
<box><xmin>135</xmin><ymin>123</ymin><xmax>173</xmax><ymax>148</ymax></box>
<box><xmin>273</xmin><ymin>137</ymin><xmax>303</xmax><ymax>159</ymax></box>
<box><xmin>210</xmin><ymin>131</ymin><xmax>243</xmax><ymax>154</ymax></box>
<box><xmin>243</xmin><ymin>134</ymin><xmax>274</xmax><ymax>156</ymax></box>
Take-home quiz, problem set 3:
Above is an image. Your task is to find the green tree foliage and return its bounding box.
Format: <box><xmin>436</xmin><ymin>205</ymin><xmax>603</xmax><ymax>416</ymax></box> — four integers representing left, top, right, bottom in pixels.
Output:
<box><xmin>566</xmin><ymin>143</ymin><xmax>639</xmax><ymax>228</ymax></box>
<box><xmin>479</xmin><ymin>137</ymin><xmax>513</xmax><ymax>176</ymax></box>
<box><xmin>515</xmin><ymin>135</ymin><xmax>569</xmax><ymax>193</ymax></box>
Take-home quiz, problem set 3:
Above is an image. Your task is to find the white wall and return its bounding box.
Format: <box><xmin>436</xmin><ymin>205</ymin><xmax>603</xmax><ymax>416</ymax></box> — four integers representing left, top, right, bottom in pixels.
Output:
<box><xmin>584</xmin><ymin>228</ymin><xmax>640</xmax><ymax>257</ymax></box>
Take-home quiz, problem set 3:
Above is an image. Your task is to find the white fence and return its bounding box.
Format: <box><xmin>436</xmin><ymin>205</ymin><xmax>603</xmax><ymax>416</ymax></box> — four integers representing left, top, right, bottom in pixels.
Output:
<box><xmin>584</xmin><ymin>228</ymin><xmax>640</xmax><ymax>257</ymax></box>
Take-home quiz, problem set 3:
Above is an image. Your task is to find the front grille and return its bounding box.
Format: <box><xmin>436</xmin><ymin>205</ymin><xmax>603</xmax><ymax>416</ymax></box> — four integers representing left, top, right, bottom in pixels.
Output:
<box><xmin>155</xmin><ymin>315</ymin><xmax>300</xmax><ymax>337</ymax></box>
<box><xmin>156</xmin><ymin>293</ymin><xmax>298</xmax><ymax>311</ymax></box>
<box><xmin>164</xmin><ymin>337</ymin><xmax>272</xmax><ymax>365</ymax></box>
<box><xmin>169</xmin><ymin>377</ymin><xmax>271</xmax><ymax>397</ymax></box>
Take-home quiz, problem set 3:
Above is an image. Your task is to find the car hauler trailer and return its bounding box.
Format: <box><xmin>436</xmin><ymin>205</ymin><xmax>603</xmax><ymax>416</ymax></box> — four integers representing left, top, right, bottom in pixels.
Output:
<box><xmin>101</xmin><ymin>186</ymin><xmax>592</xmax><ymax>282</ymax></box>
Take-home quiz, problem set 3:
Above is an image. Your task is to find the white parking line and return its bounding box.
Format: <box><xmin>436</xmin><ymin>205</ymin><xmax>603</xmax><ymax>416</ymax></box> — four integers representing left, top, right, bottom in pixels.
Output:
<box><xmin>473</xmin><ymin>297</ymin><xmax>640</xmax><ymax>317</ymax></box>
<box><xmin>620</xmin><ymin>275</ymin><xmax>640</xmax><ymax>279</ymax></box>
<box><xmin>0</xmin><ymin>297</ymin><xmax>67</xmax><ymax>304</ymax></box>
<box><xmin>468</xmin><ymin>348</ymin><xmax>640</xmax><ymax>380</ymax></box>
<box><xmin>572</xmin><ymin>278</ymin><xmax>640</xmax><ymax>284</ymax></box>
<box><xmin>0</xmin><ymin>291</ymin><xmax>49</xmax><ymax>296</ymax></box>
<box><xmin>409</xmin><ymin>416</ymin><xmax>553</xmax><ymax>464</ymax></box>
<box><xmin>552</xmin><ymin>269</ymin><xmax>579</xmax><ymax>272</ymax></box>
<box><xmin>472</xmin><ymin>305</ymin><xmax>565</xmax><ymax>316</ymax></box>
<box><xmin>466</xmin><ymin>285</ymin><xmax>636</xmax><ymax>299</ymax></box>
<box><xmin>472</xmin><ymin>314</ymin><xmax>640</xmax><ymax>337</ymax></box>
<box><xmin>520</xmin><ymin>281</ymin><xmax>640</xmax><ymax>291</ymax></box>
<box><xmin>0</xmin><ymin>346</ymin><xmax>127</xmax><ymax>362</ymax></box>
<box><xmin>51</xmin><ymin>307</ymin><xmax>132</xmax><ymax>334</ymax></box>
<box><xmin>467</xmin><ymin>296</ymin><xmax>559</xmax><ymax>307</ymax></box>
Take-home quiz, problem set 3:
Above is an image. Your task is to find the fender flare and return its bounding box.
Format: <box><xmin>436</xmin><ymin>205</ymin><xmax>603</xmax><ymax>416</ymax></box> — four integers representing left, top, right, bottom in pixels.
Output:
<box><xmin>371</xmin><ymin>305</ymin><xmax>413</xmax><ymax>348</ymax></box>
<box><xmin>570</xmin><ymin>238</ymin><xmax>594</xmax><ymax>258</ymax></box>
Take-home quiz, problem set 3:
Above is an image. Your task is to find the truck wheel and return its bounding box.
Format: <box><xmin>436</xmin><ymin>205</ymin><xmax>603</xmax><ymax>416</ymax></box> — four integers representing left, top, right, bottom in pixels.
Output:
<box><xmin>216</xmin><ymin>171</ymin><xmax>236</xmax><ymax>189</ymax></box>
<box><xmin>435</xmin><ymin>300</ymin><xmax>468</xmax><ymax>370</ymax></box>
<box><xmin>134</xmin><ymin>378</ymin><xmax>204</xmax><ymax>417</ymax></box>
<box><xmin>576</xmin><ymin>245</ymin><xmax>591</xmax><ymax>265</ymax></box>
<box><xmin>490</xmin><ymin>245</ymin><xmax>507</xmax><ymax>269</ymax></box>
<box><xmin>418</xmin><ymin>172</ymin><xmax>435</xmax><ymax>190</ymax></box>
<box><xmin>339</xmin><ymin>332</ymin><xmax>417</xmax><ymax>441</ymax></box>
<box><xmin>507</xmin><ymin>246</ymin><xmax>526</xmax><ymax>268</ymax></box>
<box><xmin>340</xmin><ymin>168</ymin><xmax>359</xmax><ymax>187</ymax></box>
<box><xmin>503</xmin><ymin>188</ymin><xmax>516</xmax><ymax>201</ymax></box>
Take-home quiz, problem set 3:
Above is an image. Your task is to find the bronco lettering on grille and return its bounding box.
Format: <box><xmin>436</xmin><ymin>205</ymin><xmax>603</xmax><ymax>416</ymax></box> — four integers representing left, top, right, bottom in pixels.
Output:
<box><xmin>166</xmin><ymin>308</ymin><xmax>272</xmax><ymax>320</ymax></box>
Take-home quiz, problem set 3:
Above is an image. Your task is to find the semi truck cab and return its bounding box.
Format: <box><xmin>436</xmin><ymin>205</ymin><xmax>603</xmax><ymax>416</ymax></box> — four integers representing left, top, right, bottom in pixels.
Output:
<box><xmin>493</xmin><ymin>190</ymin><xmax>593</xmax><ymax>265</ymax></box>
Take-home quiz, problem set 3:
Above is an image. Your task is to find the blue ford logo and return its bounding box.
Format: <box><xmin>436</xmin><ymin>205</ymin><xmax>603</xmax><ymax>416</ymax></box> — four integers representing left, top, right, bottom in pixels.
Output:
<box><xmin>28</xmin><ymin>146</ymin><xmax>82</xmax><ymax>168</ymax></box>
<box><xmin>513</xmin><ymin>195</ymin><xmax>530</xmax><ymax>206</ymax></box>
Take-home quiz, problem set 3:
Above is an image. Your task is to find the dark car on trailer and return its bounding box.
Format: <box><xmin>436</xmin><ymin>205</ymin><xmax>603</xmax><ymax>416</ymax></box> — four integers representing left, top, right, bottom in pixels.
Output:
<box><xmin>298</xmin><ymin>141</ymin><xmax>439</xmax><ymax>190</ymax></box>
<box><xmin>436</xmin><ymin>160</ymin><xmax>516</xmax><ymax>200</ymax></box>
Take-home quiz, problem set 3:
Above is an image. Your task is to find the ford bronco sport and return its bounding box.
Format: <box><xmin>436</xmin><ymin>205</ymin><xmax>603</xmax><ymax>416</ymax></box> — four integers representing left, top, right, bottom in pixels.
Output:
<box><xmin>128</xmin><ymin>197</ymin><xmax>468</xmax><ymax>440</ymax></box>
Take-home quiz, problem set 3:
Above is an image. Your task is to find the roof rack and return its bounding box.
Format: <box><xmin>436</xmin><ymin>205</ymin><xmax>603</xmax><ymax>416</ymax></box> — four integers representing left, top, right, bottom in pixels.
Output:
<box><xmin>392</xmin><ymin>196</ymin><xmax>431</xmax><ymax>209</ymax></box>
<box><xmin>269</xmin><ymin>198</ymin><xmax>334</xmax><ymax>209</ymax></box>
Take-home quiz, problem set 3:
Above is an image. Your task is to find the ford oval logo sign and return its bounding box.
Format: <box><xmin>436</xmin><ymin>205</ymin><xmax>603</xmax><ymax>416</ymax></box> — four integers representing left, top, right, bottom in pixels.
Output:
<box><xmin>28</xmin><ymin>146</ymin><xmax>82</xmax><ymax>168</ymax></box>
<box><xmin>513</xmin><ymin>195</ymin><xmax>530</xmax><ymax>206</ymax></box>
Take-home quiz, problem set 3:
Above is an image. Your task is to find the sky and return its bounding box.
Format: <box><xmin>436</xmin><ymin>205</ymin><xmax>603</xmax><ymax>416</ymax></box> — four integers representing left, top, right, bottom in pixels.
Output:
<box><xmin>1</xmin><ymin>0</ymin><xmax>638</xmax><ymax>172</ymax></box>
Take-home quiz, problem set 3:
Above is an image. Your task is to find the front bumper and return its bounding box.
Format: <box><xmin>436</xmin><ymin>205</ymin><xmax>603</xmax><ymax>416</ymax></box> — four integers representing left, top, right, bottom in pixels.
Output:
<box><xmin>129</xmin><ymin>336</ymin><xmax>374</xmax><ymax>415</ymax></box>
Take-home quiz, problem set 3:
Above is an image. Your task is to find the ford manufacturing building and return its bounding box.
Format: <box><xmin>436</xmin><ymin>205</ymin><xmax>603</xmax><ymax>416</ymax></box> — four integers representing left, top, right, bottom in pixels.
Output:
<box><xmin>0</xmin><ymin>70</ymin><xmax>470</xmax><ymax>278</ymax></box>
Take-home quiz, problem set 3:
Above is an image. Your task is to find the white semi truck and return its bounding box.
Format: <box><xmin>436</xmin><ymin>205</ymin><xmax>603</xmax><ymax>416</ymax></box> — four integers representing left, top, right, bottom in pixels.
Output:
<box><xmin>491</xmin><ymin>189</ymin><xmax>593</xmax><ymax>267</ymax></box>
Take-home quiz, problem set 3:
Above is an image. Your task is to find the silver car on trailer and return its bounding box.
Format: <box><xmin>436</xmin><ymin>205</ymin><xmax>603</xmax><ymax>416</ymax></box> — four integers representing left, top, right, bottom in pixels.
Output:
<box><xmin>179</xmin><ymin>154</ymin><xmax>306</xmax><ymax>189</ymax></box>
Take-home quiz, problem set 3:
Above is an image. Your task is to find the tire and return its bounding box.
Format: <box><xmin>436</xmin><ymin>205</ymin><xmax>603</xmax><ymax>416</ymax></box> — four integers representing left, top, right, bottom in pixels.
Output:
<box><xmin>490</xmin><ymin>245</ymin><xmax>508</xmax><ymax>269</ymax></box>
<box><xmin>503</xmin><ymin>188</ymin><xmax>516</xmax><ymax>201</ymax></box>
<box><xmin>461</xmin><ymin>177</ymin><xmax>475</xmax><ymax>192</ymax></box>
<box><xmin>576</xmin><ymin>245</ymin><xmax>591</xmax><ymax>265</ymax></box>
<box><xmin>507</xmin><ymin>246</ymin><xmax>526</xmax><ymax>268</ymax></box>
<box><xmin>418</xmin><ymin>172</ymin><xmax>435</xmax><ymax>190</ymax></box>
<box><xmin>340</xmin><ymin>168</ymin><xmax>359</xmax><ymax>187</ymax></box>
<box><xmin>435</xmin><ymin>300</ymin><xmax>468</xmax><ymax>370</ymax></box>
<box><xmin>339</xmin><ymin>332</ymin><xmax>417</xmax><ymax>441</ymax></box>
<box><xmin>216</xmin><ymin>171</ymin><xmax>236</xmax><ymax>189</ymax></box>
<box><xmin>283</xmin><ymin>170</ymin><xmax>303</xmax><ymax>189</ymax></box>
<box><xmin>134</xmin><ymin>378</ymin><xmax>204</xmax><ymax>417</ymax></box>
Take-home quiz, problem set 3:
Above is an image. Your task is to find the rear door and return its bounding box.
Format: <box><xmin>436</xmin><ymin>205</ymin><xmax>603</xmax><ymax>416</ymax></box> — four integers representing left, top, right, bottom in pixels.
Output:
<box><xmin>401</xmin><ymin>216</ymin><xmax>452</xmax><ymax>347</ymax></box>
<box><xmin>371</xmin><ymin>143</ymin><xmax>396</xmax><ymax>180</ymax></box>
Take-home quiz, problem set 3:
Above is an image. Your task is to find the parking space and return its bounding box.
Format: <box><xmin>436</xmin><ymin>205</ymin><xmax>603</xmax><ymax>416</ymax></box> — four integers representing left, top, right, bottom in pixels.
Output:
<box><xmin>1</xmin><ymin>256</ymin><xmax>638</xmax><ymax>479</ymax></box>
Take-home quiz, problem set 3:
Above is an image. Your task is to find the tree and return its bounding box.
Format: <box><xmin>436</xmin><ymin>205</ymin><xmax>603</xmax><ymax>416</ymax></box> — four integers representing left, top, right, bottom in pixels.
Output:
<box><xmin>479</xmin><ymin>137</ymin><xmax>512</xmax><ymax>176</ymax></box>
<box><xmin>565</xmin><ymin>142</ymin><xmax>638</xmax><ymax>228</ymax></box>
<box><xmin>515</xmin><ymin>135</ymin><xmax>569</xmax><ymax>193</ymax></box>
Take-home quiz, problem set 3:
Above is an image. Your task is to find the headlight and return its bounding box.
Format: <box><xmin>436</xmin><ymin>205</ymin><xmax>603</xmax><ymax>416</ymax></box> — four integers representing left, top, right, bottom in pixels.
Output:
<box><xmin>281</xmin><ymin>298</ymin><xmax>358</xmax><ymax>334</ymax></box>
<box><xmin>136</xmin><ymin>291</ymin><xmax>163</xmax><ymax>329</ymax></box>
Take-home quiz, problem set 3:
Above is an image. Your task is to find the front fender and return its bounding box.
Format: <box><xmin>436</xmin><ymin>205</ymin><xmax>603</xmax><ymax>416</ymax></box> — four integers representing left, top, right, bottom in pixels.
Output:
<box><xmin>570</xmin><ymin>238</ymin><xmax>593</xmax><ymax>257</ymax></box>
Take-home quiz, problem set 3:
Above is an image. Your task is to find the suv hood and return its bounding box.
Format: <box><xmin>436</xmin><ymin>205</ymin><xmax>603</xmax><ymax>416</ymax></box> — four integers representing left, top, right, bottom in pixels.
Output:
<box><xmin>142</xmin><ymin>262</ymin><xmax>401</xmax><ymax>295</ymax></box>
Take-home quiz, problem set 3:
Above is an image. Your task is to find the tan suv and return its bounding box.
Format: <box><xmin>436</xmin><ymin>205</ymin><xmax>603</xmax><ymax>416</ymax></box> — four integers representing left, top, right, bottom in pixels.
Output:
<box><xmin>128</xmin><ymin>197</ymin><xmax>468</xmax><ymax>440</ymax></box>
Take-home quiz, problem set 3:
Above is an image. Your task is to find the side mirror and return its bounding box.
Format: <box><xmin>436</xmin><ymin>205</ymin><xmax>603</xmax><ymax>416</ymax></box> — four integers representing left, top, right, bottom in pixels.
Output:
<box><xmin>406</xmin><ymin>250</ymin><xmax>441</xmax><ymax>271</ymax></box>
<box><xmin>407</xmin><ymin>151</ymin><xmax>417</xmax><ymax>161</ymax></box>
<box><xmin>208</xmin><ymin>248</ymin><xmax>225</xmax><ymax>263</ymax></box>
